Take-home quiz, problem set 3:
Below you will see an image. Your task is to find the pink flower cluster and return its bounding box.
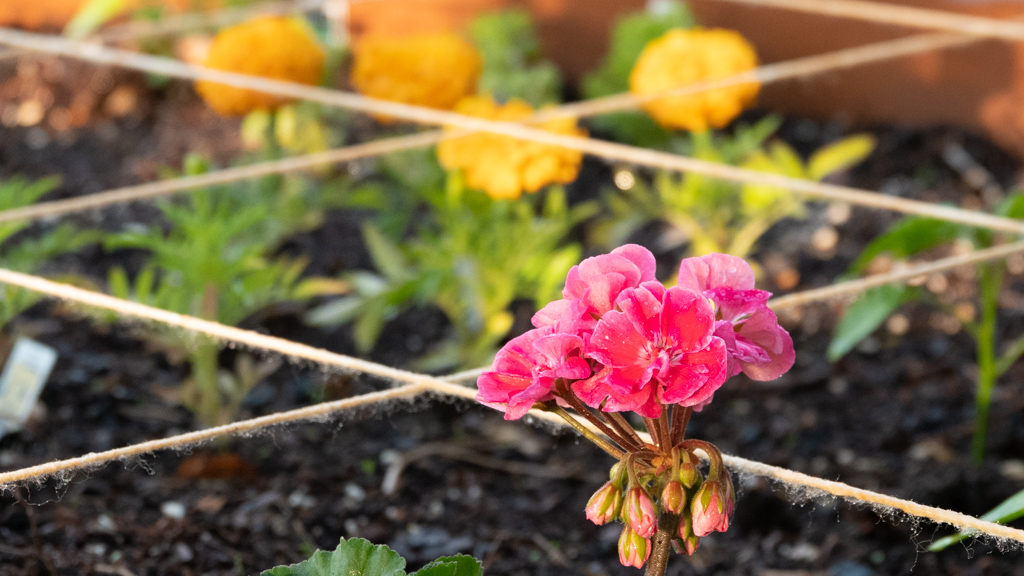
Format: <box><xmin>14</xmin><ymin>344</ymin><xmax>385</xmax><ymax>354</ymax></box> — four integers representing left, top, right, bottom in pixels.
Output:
<box><xmin>477</xmin><ymin>246</ymin><xmax>794</xmax><ymax>420</ymax></box>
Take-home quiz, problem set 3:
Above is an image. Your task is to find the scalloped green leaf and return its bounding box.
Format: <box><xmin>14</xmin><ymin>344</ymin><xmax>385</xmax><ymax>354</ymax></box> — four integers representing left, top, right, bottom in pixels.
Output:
<box><xmin>411</xmin><ymin>555</ymin><xmax>482</xmax><ymax>576</ymax></box>
<box><xmin>262</xmin><ymin>538</ymin><xmax>407</xmax><ymax>576</ymax></box>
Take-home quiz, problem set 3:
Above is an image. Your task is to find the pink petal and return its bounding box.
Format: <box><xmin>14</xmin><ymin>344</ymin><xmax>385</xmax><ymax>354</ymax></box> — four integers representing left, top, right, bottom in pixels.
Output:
<box><xmin>616</xmin><ymin>286</ymin><xmax>663</xmax><ymax>344</ymax></box>
<box><xmin>737</xmin><ymin>308</ymin><xmax>795</xmax><ymax>381</ymax></box>
<box><xmin>476</xmin><ymin>371</ymin><xmax>531</xmax><ymax>404</ymax></box>
<box><xmin>504</xmin><ymin>378</ymin><xmax>557</xmax><ymax>420</ymax></box>
<box><xmin>677</xmin><ymin>253</ymin><xmax>755</xmax><ymax>292</ymax></box>
<box><xmin>611</xmin><ymin>244</ymin><xmax>657</xmax><ymax>283</ymax></box>
<box><xmin>587</xmin><ymin>310</ymin><xmax>649</xmax><ymax>368</ymax></box>
<box><xmin>578</xmin><ymin>253</ymin><xmax>642</xmax><ymax>288</ymax></box>
<box><xmin>583</xmin><ymin>272</ymin><xmax>629</xmax><ymax>315</ymax></box>
<box><xmin>661</xmin><ymin>287</ymin><xmax>715</xmax><ymax>352</ymax></box>
<box><xmin>660</xmin><ymin>337</ymin><xmax>727</xmax><ymax>406</ymax></box>
<box><xmin>603</xmin><ymin>362</ymin><xmax>655</xmax><ymax>395</ymax></box>
<box><xmin>532</xmin><ymin>299</ymin><xmax>571</xmax><ymax>328</ymax></box>
<box><xmin>713</xmin><ymin>320</ymin><xmax>742</xmax><ymax>378</ymax></box>
<box><xmin>706</xmin><ymin>287</ymin><xmax>771</xmax><ymax>323</ymax></box>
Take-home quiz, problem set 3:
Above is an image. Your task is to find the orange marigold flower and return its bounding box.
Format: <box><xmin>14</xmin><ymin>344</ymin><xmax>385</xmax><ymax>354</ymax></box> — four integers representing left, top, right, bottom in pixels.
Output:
<box><xmin>436</xmin><ymin>95</ymin><xmax>585</xmax><ymax>200</ymax></box>
<box><xmin>629</xmin><ymin>28</ymin><xmax>760</xmax><ymax>132</ymax></box>
<box><xmin>351</xmin><ymin>33</ymin><xmax>481</xmax><ymax>117</ymax></box>
<box><xmin>195</xmin><ymin>16</ymin><xmax>324</xmax><ymax>116</ymax></box>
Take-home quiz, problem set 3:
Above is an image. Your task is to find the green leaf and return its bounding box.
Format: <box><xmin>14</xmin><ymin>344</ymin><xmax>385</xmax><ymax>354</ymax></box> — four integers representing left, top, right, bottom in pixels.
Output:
<box><xmin>363</xmin><ymin>224</ymin><xmax>408</xmax><ymax>281</ymax></box>
<box><xmin>262</xmin><ymin>538</ymin><xmax>407</xmax><ymax>576</ymax></box>
<box><xmin>848</xmin><ymin>217</ymin><xmax>963</xmax><ymax>275</ymax></box>
<box><xmin>411</xmin><ymin>555</ymin><xmax>482</xmax><ymax>576</ymax></box>
<box><xmin>828</xmin><ymin>285</ymin><xmax>912</xmax><ymax>361</ymax></box>
<box><xmin>928</xmin><ymin>487</ymin><xmax>1024</xmax><ymax>551</ymax></box>
<box><xmin>807</xmin><ymin>134</ymin><xmax>876</xmax><ymax>181</ymax></box>
<box><xmin>64</xmin><ymin>0</ymin><xmax>127</xmax><ymax>39</ymax></box>
<box><xmin>582</xmin><ymin>1</ymin><xmax>694</xmax><ymax>99</ymax></box>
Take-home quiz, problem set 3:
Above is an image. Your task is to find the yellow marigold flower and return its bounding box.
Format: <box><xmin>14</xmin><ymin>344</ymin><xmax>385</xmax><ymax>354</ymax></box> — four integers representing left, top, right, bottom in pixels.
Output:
<box><xmin>629</xmin><ymin>28</ymin><xmax>760</xmax><ymax>132</ymax></box>
<box><xmin>195</xmin><ymin>16</ymin><xmax>325</xmax><ymax>116</ymax></box>
<box><xmin>351</xmin><ymin>33</ymin><xmax>481</xmax><ymax>117</ymax></box>
<box><xmin>437</xmin><ymin>95</ymin><xmax>585</xmax><ymax>200</ymax></box>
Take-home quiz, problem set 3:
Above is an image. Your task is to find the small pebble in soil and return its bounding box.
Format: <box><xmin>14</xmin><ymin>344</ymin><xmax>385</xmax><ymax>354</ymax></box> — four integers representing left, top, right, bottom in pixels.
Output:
<box><xmin>826</xmin><ymin>202</ymin><xmax>851</xmax><ymax>225</ymax></box>
<box><xmin>831</xmin><ymin>560</ymin><xmax>877</xmax><ymax>576</ymax></box>
<box><xmin>161</xmin><ymin>501</ymin><xmax>186</xmax><ymax>520</ymax></box>
<box><xmin>828</xmin><ymin>377</ymin><xmax>848</xmax><ymax>396</ymax></box>
<box><xmin>1000</xmin><ymin>460</ymin><xmax>1024</xmax><ymax>481</ymax></box>
<box><xmin>886</xmin><ymin>314</ymin><xmax>910</xmax><ymax>335</ymax></box>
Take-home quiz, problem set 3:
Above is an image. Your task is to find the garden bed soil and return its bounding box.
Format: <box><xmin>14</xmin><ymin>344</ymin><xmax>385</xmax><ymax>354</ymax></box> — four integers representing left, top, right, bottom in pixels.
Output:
<box><xmin>1</xmin><ymin>61</ymin><xmax>1024</xmax><ymax>575</ymax></box>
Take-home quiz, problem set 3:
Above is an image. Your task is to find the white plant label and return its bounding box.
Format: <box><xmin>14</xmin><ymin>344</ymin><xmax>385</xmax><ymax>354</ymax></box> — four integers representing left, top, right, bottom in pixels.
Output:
<box><xmin>0</xmin><ymin>337</ymin><xmax>58</xmax><ymax>431</ymax></box>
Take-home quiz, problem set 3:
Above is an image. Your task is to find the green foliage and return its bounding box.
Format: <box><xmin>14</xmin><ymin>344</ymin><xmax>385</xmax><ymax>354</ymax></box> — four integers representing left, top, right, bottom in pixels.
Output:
<box><xmin>103</xmin><ymin>158</ymin><xmax>324</xmax><ymax>427</ymax></box>
<box><xmin>262</xmin><ymin>538</ymin><xmax>482</xmax><ymax>576</ymax></box>
<box><xmin>928</xmin><ymin>487</ymin><xmax>1024</xmax><ymax>551</ymax></box>
<box><xmin>65</xmin><ymin>0</ymin><xmax>128</xmax><ymax>39</ymax></box>
<box><xmin>583</xmin><ymin>0</ymin><xmax>695</xmax><ymax>98</ymax></box>
<box><xmin>827</xmin><ymin>285</ymin><xmax>917</xmax><ymax>361</ymax></box>
<box><xmin>470</xmin><ymin>9</ymin><xmax>562</xmax><ymax>106</ymax></box>
<box><xmin>593</xmin><ymin>117</ymin><xmax>875</xmax><ymax>261</ymax></box>
<box><xmin>829</xmin><ymin>191</ymin><xmax>1024</xmax><ymax>461</ymax></box>
<box><xmin>307</xmin><ymin>166</ymin><xmax>594</xmax><ymax>370</ymax></box>
<box><xmin>581</xmin><ymin>0</ymin><xmax>694</xmax><ymax>148</ymax></box>
<box><xmin>0</xmin><ymin>177</ymin><xmax>98</xmax><ymax>330</ymax></box>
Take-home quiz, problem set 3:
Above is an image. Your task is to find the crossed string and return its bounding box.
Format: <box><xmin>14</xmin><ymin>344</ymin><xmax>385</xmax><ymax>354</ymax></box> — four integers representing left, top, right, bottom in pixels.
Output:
<box><xmin>0</xmin><ymin>0</ymin><xmax>1023</xmax><ymax>549</ymax></box>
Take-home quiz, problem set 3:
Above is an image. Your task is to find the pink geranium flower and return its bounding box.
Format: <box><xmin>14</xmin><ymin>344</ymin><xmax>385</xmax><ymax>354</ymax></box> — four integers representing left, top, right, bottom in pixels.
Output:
<box><xmin>560</xmin><ymin>243</ymin><xmax>657</xmax><ymax>317</ymax></box>
<box><xmin>678</xmin><ymin>253</ymin><xmax>795</xmax><ymax>381</ymax></box>
<box><xmin>574</xmin><ymin>283</ymin><xmax>727</xmax><ymax>417</ymax></box>
<box><xmin>476</xmin><ymin>326</ymin><xmax>591</xmax><ymax>420</ymax></box>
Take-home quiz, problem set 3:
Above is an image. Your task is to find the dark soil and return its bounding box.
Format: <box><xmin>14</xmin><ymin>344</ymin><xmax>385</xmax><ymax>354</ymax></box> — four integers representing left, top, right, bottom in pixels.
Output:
<box><xmin>2</xmin><ymin>56</ymin><xmax>1024</xmax><ymax>576</ymax></box>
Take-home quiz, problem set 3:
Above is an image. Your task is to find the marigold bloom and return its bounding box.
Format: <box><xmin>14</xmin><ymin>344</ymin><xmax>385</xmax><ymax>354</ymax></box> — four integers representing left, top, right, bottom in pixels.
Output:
<box><xmin>574</xmin><ymin>284</ymin><xmax>728</xmax><ymax>417</ymax></box>
<box><xmin>629</xmin><ymin>28</ymin><xmax>760</xmax><ymax>132</ymax></box>
<box><xmin>678</xmin><ymin>253</ymin><xmax>795</xmax><ymax>381</ymax></box>
<box><xmin>195</xmin><ymin>16</ymin><xmax>325</xmax><ymax>116</ymax></box>
<box><xmin>476</xmin><ymin>325</ymin><xmax>590</xmax><ymax>421</ymax></box>
<box><xmin>436</xmin><ymin>95</ymin><xmax>586</xmax><ymax>200</ymax></box>
<box><xmin>351</xmin><ymin>33</ymin><xmax>481</xmax><ymax>116</ymax></box>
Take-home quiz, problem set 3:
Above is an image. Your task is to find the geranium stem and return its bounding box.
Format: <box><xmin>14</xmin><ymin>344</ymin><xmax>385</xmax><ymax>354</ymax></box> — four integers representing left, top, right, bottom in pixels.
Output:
<box><xmin>550</xmin><ymin>406</ymin><xmax>625</xmax><ymax>460</ymax></box>
<box><xmin>607</xmin><ymin>412</ymin><xmax>647</xmax><ymax>450</ymax></box>
<box><xmin>555</xmin><ymin>387</ymin><xmax>638</xmax><ymax>451</ymax></box>
<box><xmin>643</xmin><ymin>416</ymin><xmax>662</xmax><ymax>449</ymax></box>
<box><xmin>671</xmin><ymin>406</ymin><xmax>692</xmax><ymax>446</ymax></box>
<box><xmin>645</xmin><ymin>511</ymin><xmax>680</xmax><ymax>576</ymax></box>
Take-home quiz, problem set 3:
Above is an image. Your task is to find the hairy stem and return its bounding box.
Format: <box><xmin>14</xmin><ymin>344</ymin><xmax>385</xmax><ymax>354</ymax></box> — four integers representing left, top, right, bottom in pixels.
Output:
<box><xmin>658</xmin><ymin>411</ymin><xmax>671</xmax><ymax>452</ymax></box>
<box><xmin>551</xmin><ymin>406</ymin><xmax>625</xmax><ymax>460</ymax></box>
<box><xmin>670</xmin><ymin>406</ymin><xmax>693</xmax><ymax>446</ymax></box>
<box><xmin>643</xmin><ymin>416</ymin><xmax>662</xmax><ymax>450</ymax></box>
<box><xmin>607</xmin><ymin>412</ymin><xmax>648</xmax><ymax>450</ymax></box>
<box><xmin>555</xmin><ymin>387</ymin><xmax>637</xmax><ymax>452</ymax></box>
<box><xmin>644</xmin><ymin>511</ymin><xmax>681</xmax><ymax>576</ymax></box>
<box><xmin>679</xmin><ymin>439</ymin><xmax>724</xmax><ymax>479</ymax></box>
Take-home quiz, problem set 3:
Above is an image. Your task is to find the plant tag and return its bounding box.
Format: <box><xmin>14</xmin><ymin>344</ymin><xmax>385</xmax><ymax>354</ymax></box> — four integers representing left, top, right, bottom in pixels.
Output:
<box><xmin>0</xmin><ymin>338</ymin><xmax>58</xmax><ymax>433</ymax></box>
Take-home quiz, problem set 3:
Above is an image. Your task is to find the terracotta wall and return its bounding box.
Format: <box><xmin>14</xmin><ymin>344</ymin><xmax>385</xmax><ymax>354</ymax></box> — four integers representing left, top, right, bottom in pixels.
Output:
<box><xmin>687</xmin><ymin>0</ymin><xmax>1024</xmax><ymax>156</ymax></box>
<box><xmin>352</xmin><ymin>0</ymin><xmax>1024</xmax><ymax>156</ymax></box>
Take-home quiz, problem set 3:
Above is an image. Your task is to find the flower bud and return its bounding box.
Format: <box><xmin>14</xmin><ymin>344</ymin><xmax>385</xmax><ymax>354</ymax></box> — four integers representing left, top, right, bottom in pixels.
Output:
<box><xmin>618</xmin><ymin>525</ymin><xmax>651</xmax><ymax>569</ymax></box>
<box><xmin>610</xmin><ymin>461</ymin><xmax>628</xmax><ymax>488</ymax></box>
<box><xmin>690</xmin><ymin>477</ymin><xmax>734</xmax><ymax>537</ymax></box>
<box><xmin>678</xmin><ymin>512</ymin><xmax>700</xmax><ymax>555</ymax></box>
<box><xmin>585</xmin><ymin>481</ymin><xmax>622</xmax><ymax>525</ymax></box>
<box><xmin>661</xmin><ymin>480</ymin><xmax>685</xmax><ymax>514</ymax></box>
<box><xmin>678</xmin><ymin>451</ymin><xmax>703</xmax><ymax>489</ymax></box>
<box><xmin>624</xmin><ymin>487</ymin><xmax>657</xmax><ymax>538</ymax></box>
